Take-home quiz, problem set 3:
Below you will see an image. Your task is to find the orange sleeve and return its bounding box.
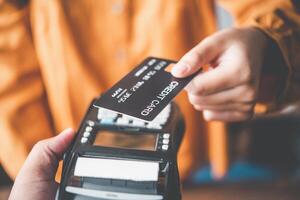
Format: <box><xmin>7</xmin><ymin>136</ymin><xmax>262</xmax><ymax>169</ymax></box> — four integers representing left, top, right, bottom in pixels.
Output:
<box><xmin>218</xmin><ymin>0</ymin><xmax>300</xmax><ymax>110</ymax></box>
<box><xmin>0</xmin><ymin>2</ymin><xmax>53</xmax><ymax>179</ymax></box>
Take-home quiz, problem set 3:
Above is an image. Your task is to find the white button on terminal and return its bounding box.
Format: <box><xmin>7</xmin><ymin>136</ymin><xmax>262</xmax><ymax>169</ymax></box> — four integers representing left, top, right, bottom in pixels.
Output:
<box><xmin>85</xmin><ymin>126</ymin><xmax>92</xmax><ymax>132</ymax></box>
<box><xmin>87</xmin><ymin>121</ymin><xmax>95</xmax><ymax>127</ymax></box>
<box><xmin>98</xmin><ymin>109</ymin><xmax>118</xmax><ymax>120</ymax></box>
<box><xmin>81</xmin><ymin>137</ymin><xmax>88</xmax><ymax>143</ymax></box>
<box><xmin>83</xmin><ymin>132</ymin><xmax>90</xmax><ymax>137</ymax></box>
<box><xmin>147</xmin><ymin>122</ymin><xmax>162</xmax><ymax>130</ymax></box>
<box><xmin>131</xmin><ymin>119</ymin><xmax>146</xmax><ymax>128</ymax></box>
<box><xmin>163</xmin><ymin>133</ymin><xmax>170</xmax><ymax>139</ymax></box>
<box><xmin>162</xmin><ymin>145</ymin><xmax>169</xmax><ymax>151</ymax></box>
<box><xmin>116</xmin><ymin>118</ymin><xmax>130</xmax><ymax>126</ymax></box>
<box><xmin>163</xmin><ymin>139</ymin><xmax>169</xmax><ymax>145</ymax></box>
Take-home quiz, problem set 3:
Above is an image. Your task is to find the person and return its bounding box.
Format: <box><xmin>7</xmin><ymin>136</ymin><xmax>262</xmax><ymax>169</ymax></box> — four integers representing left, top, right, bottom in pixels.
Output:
<box><xmin>1</xmin><ymin>0</ymin><xmax>300</xmax><ymax>182</ymax></box>
<box><xmin>9</xmin><ymin>128</ymin><xmax>75</xmax><ymax>200</ymax></box>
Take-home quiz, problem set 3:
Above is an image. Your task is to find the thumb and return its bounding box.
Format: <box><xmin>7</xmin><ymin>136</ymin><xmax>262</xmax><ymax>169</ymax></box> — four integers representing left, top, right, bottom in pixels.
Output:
<box><xmin>18</xmin><ymin>128</ymin><xmax>75</xmax><ymax>180</ymax></box>
<box><xmin>45</xmin><ymin>128</ymin><xmax>75</xmax><ymax>158</ymax></box>
<box><xmin>171</xmin><ymin>37</ymin><xmax>223</xmax><ymax>78</ymax></box>
<box><xmin>10</xmin><ymin>129</ymin><xmax>75</xmax><ymax>200</ymax></box>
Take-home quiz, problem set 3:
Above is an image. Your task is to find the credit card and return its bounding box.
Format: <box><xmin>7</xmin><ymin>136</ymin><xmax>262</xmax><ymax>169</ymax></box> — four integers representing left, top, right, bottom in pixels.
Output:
<box><xmin>94</xmin><ymin>57</ymin><xmax>199</xmax><ymax>121</ymax></box>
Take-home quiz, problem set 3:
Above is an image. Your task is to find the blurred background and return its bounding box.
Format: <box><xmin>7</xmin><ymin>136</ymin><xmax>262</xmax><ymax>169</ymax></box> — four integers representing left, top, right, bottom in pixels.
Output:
<box><xmin>1</xmin><ymin>2</ymin><xmax>300</xmax><ymax>200</ymax></box>
<box><xmin>181</xmin><ymin>5</ymin><xmax>300</xmax><ymax>200</ymax></box>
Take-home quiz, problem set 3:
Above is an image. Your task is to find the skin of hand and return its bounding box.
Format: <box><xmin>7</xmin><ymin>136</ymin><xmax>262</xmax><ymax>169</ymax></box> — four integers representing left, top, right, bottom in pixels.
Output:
<box><xmin>172</xmin><ymin>27</ymin><xmax>269</xmax><ymax>122</ymax></box>
<box><xmin>9</xmin><ymin>128</ymin><xmax>75</xmax><ymax>200</ymax></box>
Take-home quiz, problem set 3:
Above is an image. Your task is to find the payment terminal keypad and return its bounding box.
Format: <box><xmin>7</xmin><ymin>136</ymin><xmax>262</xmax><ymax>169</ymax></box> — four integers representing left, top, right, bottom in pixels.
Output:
<box><xmin>97</xmin><ymin>104</ymin><xmax>171</xmax><ymax>130</ymax></box>
<box><xmin>80</xmin><ymin>105</ymin><xmax>172</xmax><ymax>151</ymax></box>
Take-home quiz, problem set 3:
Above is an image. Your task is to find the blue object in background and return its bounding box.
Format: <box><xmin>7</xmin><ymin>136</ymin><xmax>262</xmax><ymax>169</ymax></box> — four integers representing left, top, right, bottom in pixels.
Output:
<box><xmin>215</xmin><ymin>3</ymin><xmax>233</xmax><ymax>30</ymax></box>
<box><xmin>191</xmin><ymin>161</ymin><xmax>278</xmax><ymax>184</ymax></box>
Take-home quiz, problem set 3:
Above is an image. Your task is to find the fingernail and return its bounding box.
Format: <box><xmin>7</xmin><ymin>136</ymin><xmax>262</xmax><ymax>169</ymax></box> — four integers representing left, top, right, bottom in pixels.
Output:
<box><xmin>171</xmin><ymin>63</ymin><xmax>188</xmax><ymax>77</ymax></box>
<box><xmin>64</xmin><ymin>127</ymin><xmax>74</xmax><ymax>132</ymax></box>
<box><xmin>60</xmin><ymin>128</ymin><xmax>74</xmax><ymax>136</ymax></box>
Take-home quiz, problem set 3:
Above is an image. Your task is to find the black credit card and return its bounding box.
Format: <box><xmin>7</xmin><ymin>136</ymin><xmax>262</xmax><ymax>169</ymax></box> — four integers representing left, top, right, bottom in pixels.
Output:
<box><xmin>94</xmin><ymin>57</ymin><xmax>199</xmax><ymax>121</ymax></box>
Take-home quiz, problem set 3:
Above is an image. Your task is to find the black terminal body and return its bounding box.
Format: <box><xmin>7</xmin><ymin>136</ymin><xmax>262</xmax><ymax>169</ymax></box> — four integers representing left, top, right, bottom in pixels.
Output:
<box><xmin>56</xmin><ymin>98</ymin><xmax>185</xmax><ymax>200</ymax></box>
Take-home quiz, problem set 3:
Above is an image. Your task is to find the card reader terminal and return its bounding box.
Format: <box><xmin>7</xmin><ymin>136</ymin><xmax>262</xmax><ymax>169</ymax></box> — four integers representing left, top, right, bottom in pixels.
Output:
<box><xmin>56</xmin><ymin>98</ymin><xmax>185</xmax><ymax>200</ymax></box>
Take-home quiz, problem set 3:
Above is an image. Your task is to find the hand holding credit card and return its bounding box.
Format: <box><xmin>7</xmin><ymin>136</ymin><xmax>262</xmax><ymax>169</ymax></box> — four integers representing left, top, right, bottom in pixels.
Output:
<box><xmin>94</xmin><ymin>57</ymin><xmax>200</xmax><ymax>121</ymax></box>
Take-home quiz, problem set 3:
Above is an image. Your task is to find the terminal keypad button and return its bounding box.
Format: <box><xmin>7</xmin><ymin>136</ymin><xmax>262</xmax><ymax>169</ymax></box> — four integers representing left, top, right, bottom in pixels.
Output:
<box><xmin>162</xmin><ymin>139</ymin><xmax>169</xmax><ymax>145</ymax></box>
<box><xmin>85</xmin><ymin>126</ymin><xmax>93</xmax><ymax>132</ymax></box>
<box><xmin>97</xmin><ymin>103</ymin><xmax>172</xmax><ymax>130</ymax></box>
<box><xmin>81</xmin><ymin>137</ymin><xmax>88</xmax><ymax>143</ymax></box>
<box><xmin>162</xmin><ymin>145</ymin><xmax>169</xmax><ymax>151</ymax></box>
<box><xmin>83</xmin><ymin>131</ymin><xmax>91</xmax><ymax>137</ymax></box>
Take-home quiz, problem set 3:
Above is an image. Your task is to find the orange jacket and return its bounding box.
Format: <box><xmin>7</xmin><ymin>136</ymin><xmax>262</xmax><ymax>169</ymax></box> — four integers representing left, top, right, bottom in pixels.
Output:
<box><xmin>0</xmin><ymin>0</ymin><xmax>299</xmax><ymax>180</ymax></box>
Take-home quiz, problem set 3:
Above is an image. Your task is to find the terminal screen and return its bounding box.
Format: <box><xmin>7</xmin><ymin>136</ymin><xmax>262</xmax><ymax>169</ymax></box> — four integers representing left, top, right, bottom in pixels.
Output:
<box><xmin>93</xmin><ymin>130</ymin><xmax>157</xmax><ymax>151</ymax></box>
